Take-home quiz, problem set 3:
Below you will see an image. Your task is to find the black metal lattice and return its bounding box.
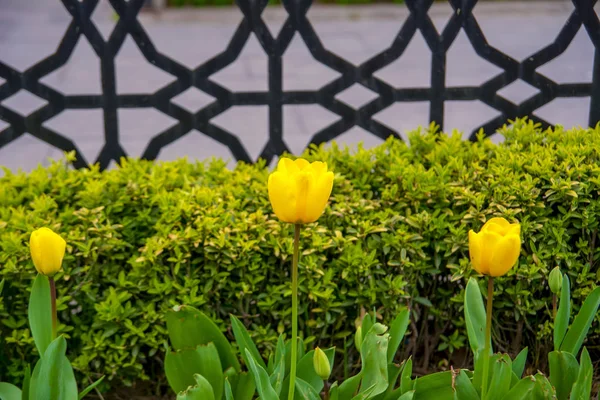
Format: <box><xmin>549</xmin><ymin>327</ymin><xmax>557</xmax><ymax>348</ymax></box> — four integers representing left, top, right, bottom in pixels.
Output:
<box><xmin>0</xmin><ymin>0</ymin><xmax>599</xmax><ymax>169</ymax></box>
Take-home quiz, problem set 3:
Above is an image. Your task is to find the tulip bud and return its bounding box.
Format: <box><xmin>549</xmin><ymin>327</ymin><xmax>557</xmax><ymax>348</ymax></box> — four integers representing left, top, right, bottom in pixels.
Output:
<box><xmin>354</xmin><ymin>326</ymin><xmax>363</xmax><ymax>352</ymax></box>
<box><xmin>313</xmin><ymin>347</ymin><xmax>331</xmax><ymax>381</ymax></box>
<box><xmin>549</xmin><ymin>267</ymin><xmax>563</xmax><ymax>295</ymax></box>
<box><xmin>30</xmin><ymin>228</ymin><xmax>67</xmax><ymax>276</ymax></box>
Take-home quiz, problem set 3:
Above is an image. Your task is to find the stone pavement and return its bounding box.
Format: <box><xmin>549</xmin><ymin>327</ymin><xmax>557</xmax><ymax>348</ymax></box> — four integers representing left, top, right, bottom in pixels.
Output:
<box><xmin>0</xmin><ymin>0</ymin><xmax>597</xmax><ymax>171</ymax></box>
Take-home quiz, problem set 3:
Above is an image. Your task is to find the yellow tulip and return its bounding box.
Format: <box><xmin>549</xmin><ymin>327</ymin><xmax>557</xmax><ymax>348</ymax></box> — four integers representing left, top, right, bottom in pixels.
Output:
<box><xmin>30</xmin><ymin>228</ymin><xmax>66</xmax><ymax>276</ymax></box>
<box><xmin>468</xmin><ymin>217</ymin><xmax>521</xmax><ymax>277</ymax></box>
<box><xmin>268</xmin><ymin>157</ymin><xmax>334</xmax><ymax>224</ymax></box>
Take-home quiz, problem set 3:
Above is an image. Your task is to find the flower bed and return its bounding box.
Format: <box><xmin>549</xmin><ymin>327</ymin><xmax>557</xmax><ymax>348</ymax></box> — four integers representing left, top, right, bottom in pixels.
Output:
<box><xmin>0</xmin><ymin>119</ymin><xmax>599</xmax><ymax>398</ymax></box>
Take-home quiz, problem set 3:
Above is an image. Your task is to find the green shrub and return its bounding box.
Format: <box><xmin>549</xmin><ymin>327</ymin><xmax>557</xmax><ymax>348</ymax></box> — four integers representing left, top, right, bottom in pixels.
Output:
<box><xmin>0</xmin><ymin>119</ymin><xmax>599</xmax><ymax>394</ymax></box>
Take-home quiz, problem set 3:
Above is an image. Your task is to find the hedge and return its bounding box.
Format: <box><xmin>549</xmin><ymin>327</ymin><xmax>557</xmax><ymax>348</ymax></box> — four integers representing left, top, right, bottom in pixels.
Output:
<box><xmin>0</xmin><ymin>118</ymin><xmax>599</xmax><ymax>396</ymax></box>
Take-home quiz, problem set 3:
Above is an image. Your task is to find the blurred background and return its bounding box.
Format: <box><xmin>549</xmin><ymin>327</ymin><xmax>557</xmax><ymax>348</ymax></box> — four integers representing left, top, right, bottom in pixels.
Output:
<box><xmin>0</xmin><ymin>0</ymin><xmax>598</xmax><ymax>171</ymax></box>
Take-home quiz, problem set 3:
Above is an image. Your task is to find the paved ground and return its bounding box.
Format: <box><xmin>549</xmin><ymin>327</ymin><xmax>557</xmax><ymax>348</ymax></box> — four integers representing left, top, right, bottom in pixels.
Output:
<box><xmin>0</xmin><ymin>0</ymin><xmax>597</xmax><ymax>171</ymax></box>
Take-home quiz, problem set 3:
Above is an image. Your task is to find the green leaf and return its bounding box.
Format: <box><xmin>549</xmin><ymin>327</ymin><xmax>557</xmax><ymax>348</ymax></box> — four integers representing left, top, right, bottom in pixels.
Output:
<box><xmin>339</xmin><ymin>372</ymin><xmax>362</xmax><ymax>399</ymax></box>
<box><xmin>464</xmin><ymin>278</ymin><xmax>488</xmax><ymax>360</ymax></box>
<box><xmin>0</xmin><ymin>382</ymin><xmax>22</xmax><ymax>400</ymax></box>
<box><xmin>228</xmin><ymin>371</ymin><xmax>255</xmax><ymax>400</ymax></box>
<box><xmin>359</xmin><ymin>324</ymin><xmax>389</xmax><ymax>397</ymax></box>
<box><xmin>165</xmin><ymin>343</ymin><xmax>223</xmax><ymax>399</ymax></box>
<box><xmin>295</xmin><ymin>377</ymin><xmax>321</xmax><ymax>400</ymax></box>
<box><xmin>549</xmin><ymin>351</ymin><xmax>579</xmax><ymax>400</ymax></box>
<box><xmin>413</xmin><ymin>371</ymin><xmax>454</xmax><ymax>400</ymax></box>
<box><xmin>0</xmin><ymin>279</ymin><xmax>4</xmax><ymax>296</ymax></box>
<box><xmin>362</xmin><ymin>314</ymin><xmax>374</xmax><ymax>339</ymax></box>
<box><xmin>231</xmin><ymin>315</ymin><xmax>267</xmax><ymax>371</ymax></box>
<box><xmin>387</xmin><ymin>308</ymin><xmax>410</xmax><ymax>364</ymax></box>
<box><xmin>560</xmin><ymin>287</ymin><xmax>600</xmax><ymax>356</ymax></box>
<box><xmin>397</xmin><ymin>391</ymin><xmax>414</xmax><ymax>400</ymax></box>
<box><xmin>269</xmin><ymin>350</ymin><xmax>285</xmax><ymax>396</ymax></box>
<box><xmin>224</xmin><ymin>379</ymin><xmax>234</xmax><ymax>400</ymax></box>
<box><xmin>453</xmin><ymin>370</ymin><xmax>478</xmax><ymax>400</ymax></box>
<box><xmin>166</xmin><ymin>305</ymin><xmax>240</xmax><ymax>372</ymax></box>
<box><xmin>484</xmin><ymin>355</ymin><xmax>512</xmax><ymax>400</ymax></box>
<box><xmin>500</xmin><ymin>376</ymin><xmax>536</xmax><ymax>400</ymax></box>
<box><xmin>285</xmin><ymin>337</ymin><xmax>305</xmax><ymax>378</ymax></box>
<box><xmin>176</xmin><ymin>374</ymin><xmax>215</xmax><ymax>400</ymax></box>
<box><xmin>296</xmin><ymin>347</ymin><xmax>335</xmax><ymax>393</ymax></box>
<box><xmin>28</xmin><ymin>274</ymin><xmax>53</xmax><ymax>356</ymax></box>
<box><xmin>399</xmin><ymin>358</ymin><xmax>413</xmax><ymax>395</ymax></box>
<box><xmin>244</xmin><ymin>349</ymin><xmax>279</xmax><ymax>400</ymax></box>
<box><xmin>30</xmin><ymin>336</ymin><xmax>78</xmax><ymax>400</ymax></box>
<box><xmin>569</xmin><ymin>348</ymin><xmax>592</xmax><ymax>400</ymax></box>
<box><xmin>78</xmin><ymin>376</ymin><xmax>105</xmax><ymax>399</ymax></box>
<box><xmin>329</xmin><ymin>382</ymin><xmax>339</xmax><ymax>400</ymax></box>
<box><xmin>21</xmin><ymin>364</ymin><xmax>31</xmax><ymax>400</ymax></box>
<box><xmin>554</xmin><ymin>275</ymin><xmax>571</xmax><ymax>351</ymax></box>
<box><xmin>512</xmin><ymin>347</ymin><xmax>528</xmax><ymax>378</ymax></box>
<box><xmin>533</xmin><ymin>373</ymin><xmax>555</xmax><ymax>399</ymax></box>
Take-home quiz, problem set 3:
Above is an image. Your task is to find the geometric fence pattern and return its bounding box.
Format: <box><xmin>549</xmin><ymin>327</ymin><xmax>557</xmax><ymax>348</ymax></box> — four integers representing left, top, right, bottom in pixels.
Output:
<box><xmin>0</xmin><ymin>0</ymin><xmax>598</xmax><ymax>169</ymax></box>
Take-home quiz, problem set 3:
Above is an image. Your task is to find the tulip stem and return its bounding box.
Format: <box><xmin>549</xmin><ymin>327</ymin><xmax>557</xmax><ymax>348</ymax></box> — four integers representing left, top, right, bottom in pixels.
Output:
<box><xmin>49</xmin><ymin>276</ymin><xmax>57</xmax><ymax>340</ymax></box>
<box><xmin>288</xmin><ymin>223</ymin><xmax>301</xmax><ymax>400</ymax></box>
<box><xmin>552</xmin><ymin>294</ymin><xmax>557</xmax><ymax>319</ymax></box>
<box><xmin>481</xmin><ymin>277</ymin><xmax>494</xmax><ymax>398</ymax></box>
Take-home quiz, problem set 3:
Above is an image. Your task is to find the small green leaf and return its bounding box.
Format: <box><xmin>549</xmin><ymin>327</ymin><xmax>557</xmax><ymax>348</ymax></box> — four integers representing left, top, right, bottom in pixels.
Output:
<box><xmin>176</xmin><ymin>374</ymin><xmax>215</xmax><ymax>400</ymax></box>
<box><xmin>397</xmin><ymin>391</ymin><xmax>414</xmax><ymax>400</ymax></box>
<box><xmin>295</xmin><ymin>377</ymin><xmax>321</xmax><ymax>400</ymax></box>
<box><xmin>554</xmin><ymin>275</ymin><xmax>571</xmax><ymax>351</ymax></box>
<box><xmin>28</xmin><ymin>274</ymin><xmax>53</xmax><ymax>356</ymax></box>
<box><xmin>231</xmin><ymin>315</ymin><xmax>267</xmax><ymax>371</ymax></box>
<box><xmin>224</xmin><ymin>379</ymin><xmax>234</xmax><ymax>400</ymax></box>
<box><xmin>387</xmin><ymin>308</ymin><xmax>410</xmax><ymax>364</ymax></box>
<box><xmin>0</xmin><ymin>382</ymin><xmax>22</xmax><ymax>400</ymax></box>
<box><xmin>512</xmin><ymin>347</ymin><xmax>528</xmax><ymax>379</ymax></box>
<box><xmin>165</xmin><ymin>343</ymin><xmax>223</xmax><ymax>399</ymax></box>
<box><xmin>78</xmin><ymin>376</ymin><xmax>105</xmax><ymax>399</ymax></box>
<box><xmin>329</xmin><ymin>382</ymin><xmax>339</xmax><ymax>400</ymax></box>
<box><xmin>400</xmin><ymin>358</ymin><xmax>413</xmax><ymax>395</ymax></box>
<box><xmin>0</xmin><ymin>279</ymin><xmax>4</xmax><ymax>296</ymax></box>
<box><xmin>244</xmin><ymin>349</ymin><xmax>279</xmax><ymax>400</ymax></box>
<box><xmin>500</xmin><ymin>376</ymin><xmax>536</xmax><ymax>400</ymax></box>
<box><xmin>549</xmin><ymin>351</ymin><xmax>579</xmax><ymax>400</ymax></box>
<box><xmin>453</xmin><ymin>370</ymin><xmax>478</xmax><ymax>400</ymax></box>
<box><xmin>560</xmin><ymin>287</ymin><xmax>600</xmax><ymax>356</ymax></box>
<box><xmin>569</xmin><ymin>348</ymin><xmax>592</xmax><ymax>400</ymax></box>
<box><xmin>464</xmin><ymin>278</ymin><xmax>488</xmax><ymax>360</ymax></box>
<box><xmin>166</xmin><ymin>306</ymin><xmax>240</xmax><ymax>372</ymax></box>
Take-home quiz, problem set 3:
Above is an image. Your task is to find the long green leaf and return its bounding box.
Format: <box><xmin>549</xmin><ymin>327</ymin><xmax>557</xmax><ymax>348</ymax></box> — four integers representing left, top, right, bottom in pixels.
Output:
<box><xmin>453</xmin><ymin>370</ymin><xmax>478</xmax><ymax>400</ymax></box>
<box><xmin>231</xmin><ymin>315</ymin><xmax>267</xmax><ymax>371</ymax></box>
<box><xmin>166</xmin><ymin>305</ymin><xmax>240</xmax><ymax>372</ymax></box>
<box><xmin>484</xmin><ymin>355</ymin><xmax>512</xmax><ymax>400</ymax></box>
<box><xmin>500</xmin><ymin>376</ymin><xmax>536</xmax><ymax>400</ymax></box>
<box><xmin>464</xmin><ymin>278</ymin><xmax>488</xmax><ymax>359</ymax></box>
<box><xmin>21</xmin><ymin>364</ymin><xmax>31</xmax><ymax>400</ymax></box>
<box><xmin>32</xmin><ymin>336</ymin><xmax>78</xmax><ymax>400</ymax></box>
<box><xmin>399</xmin><ymin>358</ymin><xmax>413</xmax><ymax>395</ymax></box>
<box><xmin>560</xmin><ymin>287</ymin><xmax>600</xmax><ymax>356</ymax></box>
<box><xmin>387</xmin><ymin>308</ymin><xmax>410</xmax><ymax>364</ymax></box>
<box><xmin>413</xmin><ymin>371</ymin><xmax>454</xmax><ymax>400</ymax></box>
<box><xmin>549</xmin><ymin>351</ymin><xmax>579</xmax><ymax>400</ymax></box>
<box><xmin>224</xmin><ymin>379</ymin><xmax>234</xmax><ymax>400</ymax></box>
<box><xmin>339</xmin><ymin>372</ymin><xmax>362</xmax><ymax>399</ymax></box>
<box><xmin>397</xmin><ymin>391</ymin><xmax>415</xmax><ymax>400</ymax></box>
<box><xmin>554</xmin><ymin>275</ymin><xmax>571</xmax><ymax>351</ymax></box>
<box><xmin>165</xmin><ymin>343</ymin><xmax>223</xmax><ymax>399</ymax></box>
<box><xmin>28</xmin><ymin>274</ymin><xmax>53</xmax><ymax>356</ymax></box>
<box><xmin>359</xmin><ymin>324</ymin><xmax>389</xmax><ymax>397</ymax></box>
<box><xmin>244</xmin><ymin>349</ymin><xmax>278</xmax><ymax>400</ymax></box>
<box><xmin>176</xmin><ymin>374</ymin><xmax>215</xmax><ymax>400</ymax></box>
<box><xmin>0</xmin><ymin>382</ymin><xmax>21</xmax><ymax>400</ymax></box>
<box><xmin>269</xmin><ymin>350</ymin><xmax>285</xmax><ymax>396</ymax></box>
<box><xmin>78</xmin><ymin>376</ymin><xmax>105</xmax><ymax>399</ymax></box>
<box><xmin>295</xmin><ymin>377</ymin><xmax>321</xmax><ymax>400</ymax></box>
<box><xmin>512</xmin><ymin>347</ymin><xmax>528</xmax><ymax>379</ymax></box>
<box><xmin>569</xmin><ymin>348</ymin><xmax>592</xmax><ymax>400</ymax></box>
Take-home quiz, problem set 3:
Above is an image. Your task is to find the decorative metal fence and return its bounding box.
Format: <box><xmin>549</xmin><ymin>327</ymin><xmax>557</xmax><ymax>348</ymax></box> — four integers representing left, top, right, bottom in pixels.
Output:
<box><xmin>0</xmin><ymin>0</ymin><xmax>598</xmax><ymax>169</ymax></box>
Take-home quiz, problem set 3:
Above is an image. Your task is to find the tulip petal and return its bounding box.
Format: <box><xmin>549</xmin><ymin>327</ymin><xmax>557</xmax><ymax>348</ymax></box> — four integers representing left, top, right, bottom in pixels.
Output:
<box><xmin>294</xmin><ymin>158</ymin><xmax>310</xmax><ymax>170</ymax></box>
<box><xmin>507</xmin><ymin>223</ymin><xmax>520</xmax><ymax>236</ymax></box>
<box><xmin>478</xmin><ymin>231</ymin><xmax>503</xmax><ymax>275</ymax></box>
<box><xmin>489</xmin><ymin>234</ymin><xmax>521</xmax><ymax>277</ymax></box>
<box><xmin>481</xmin><ymin>217</ymin><xmax>511</xmax><ymax>235</ymax></box>
<box><xmin>294</xmin><ymin>171</ymin><xmax>315</xmax><ymax>223</ymax></box>
<box><xmin>278</xmin><ymin>157</ymin><xmax>296</xmax><ymax>173</ymax></box>
<box><xmin>305</xmin><ymin>171</ymin><xmax>334</xmax><ymax>223</ymax></box>
<box><xmin>309</xmin><ymin>161</ymin><xmax>327</xmax><ymax>175</ymax></box>
<box><xmin>268</xmin><ymin>171</ymin><xmax>296</xmax><ymax>223</ymax></box>
<box><xmin>468</xmin><ymin>230</ymin><xmax>483</xmax><ymax>274</ymax></box>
